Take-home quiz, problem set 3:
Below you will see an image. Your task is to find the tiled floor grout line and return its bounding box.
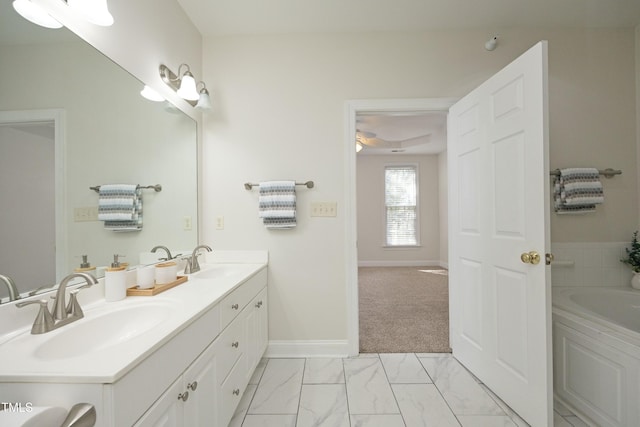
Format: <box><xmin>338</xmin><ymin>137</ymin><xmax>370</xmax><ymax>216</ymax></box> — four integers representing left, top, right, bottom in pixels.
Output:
<box><xmin>340</xmin><ymin>357</ymin><xmax>353</xmax><ymax>427</ymax></box>
<box><xmin>379</xmin><ymin>353</ymin><xmax>408</xmax><ymax>427</ymax></box>
<box><xmin>238</xmin><ymin>354</ymin><xmax>589</xmax><ymax>427</ymax></box>
<box><xmin>415</xmin><ymin>353</ymin><xmax>464</xmax><ymax>426</ymax></box>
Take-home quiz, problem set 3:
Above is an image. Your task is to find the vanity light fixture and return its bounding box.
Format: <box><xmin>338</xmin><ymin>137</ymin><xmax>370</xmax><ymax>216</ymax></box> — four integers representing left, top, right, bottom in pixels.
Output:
<box><xmin>67</xmin><ymin>0</ymin><xmax>114</xmax><ymax>27</ymax></box>
<box><xmin>195</xmin><ymin>82</ymin><xmax>213</xmax><ymax>111</ymax></box>
<box><xmin>13</xmin><ymin>0</ymin><xmax>114</xmax><ymax>28</ymax></box>
<box><xmin>12</xmin><ymin>0</ymin><xmax>63</xmax><ymax>29</ymax></box>
<box><xmin>140</xmin><ymin>85</ymin><xmax>164</xmax><ymax>102</ymax></box>
<box><xmin>160</xmin><ymin>63</ymin><xmax>211</xmax><ymax>108</ymax></box>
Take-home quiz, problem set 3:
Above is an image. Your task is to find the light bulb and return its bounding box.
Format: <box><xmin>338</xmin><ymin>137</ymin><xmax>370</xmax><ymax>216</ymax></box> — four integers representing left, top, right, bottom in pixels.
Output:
<box><xmin>12</xmin><ymin>0</ymin><xmax>63</xmax><ymax>29</ymax></box>
<box><xmin>176</xmin><ymin>72</ymin><xmax>199</xmax><ymax>101</ymax></box>
<box><xmin>68</xmin><ymin>0</ymin><xmax>114</xmax><ymax>26</ymax></box>
<box><xmin>140</xmin><ymin>85</ymin><xmax>164</xmax><ymax>102</ymax></box>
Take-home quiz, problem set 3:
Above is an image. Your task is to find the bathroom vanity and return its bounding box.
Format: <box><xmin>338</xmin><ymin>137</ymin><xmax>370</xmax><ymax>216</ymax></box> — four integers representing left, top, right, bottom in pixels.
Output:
<box><xmin>0</xmin><ymin>253</ymin><xmax>268</xmax><ymax>427</ymax></box>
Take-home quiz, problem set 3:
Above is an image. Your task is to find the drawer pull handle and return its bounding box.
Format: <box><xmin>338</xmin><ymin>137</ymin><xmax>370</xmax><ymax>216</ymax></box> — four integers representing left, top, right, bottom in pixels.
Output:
<box><xmin>232</xmin><ymin>341</ymin><xmax>239</xmax><ymax>348</ymax></box>
<box><xmin>255</xmin><ymin>301</ymin><xmax>263</xmax><ymax>308</ymax></box>
<box><xmin>231</xmin><ymin>303</ymin><xmax>239</xmax><ymax>310</ymax></box>
<box><xmin>232</xmin><ymin>388</ymin><xmax>240</xmax><ymax>396</ymax></box>
<box><xmin>178</xmin><ymin>391</ymin><xmax>189</xmax><ymax>401</ymax></box>
<box><xmin>188</xmin><ymin>381</ymin><xmax>198</xmax><ymax>391</ymax></box>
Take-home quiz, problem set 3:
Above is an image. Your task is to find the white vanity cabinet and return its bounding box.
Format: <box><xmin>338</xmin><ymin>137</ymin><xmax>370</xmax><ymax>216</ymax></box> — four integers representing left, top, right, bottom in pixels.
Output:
<box><xmin>133</xmin><ymin>266</ymin><xmax>268</xmax><ymax>427</ymax></box>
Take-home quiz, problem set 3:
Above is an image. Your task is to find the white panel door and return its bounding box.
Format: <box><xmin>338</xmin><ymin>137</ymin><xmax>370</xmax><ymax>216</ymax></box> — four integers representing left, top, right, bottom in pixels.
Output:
<box><xmin>448</xmin><ymin>41</ymin><xmax>551</xmax><ymax>427</ymax></box>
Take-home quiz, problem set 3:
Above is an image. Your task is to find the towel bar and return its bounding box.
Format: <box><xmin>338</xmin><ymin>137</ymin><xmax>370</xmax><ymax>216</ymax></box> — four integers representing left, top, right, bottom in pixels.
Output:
<box><xmin>550</xmin><ymin>168</ymin><xmax>621</xmax><ymax>179</ymax></box>
<box><xmin>244</xmin><ymin>181</ymin><xmax>314</xmax><ymax>190</ymax></box>
<box><xmin>90</xmin><ymin>184</ymin><xmax>162</xmax><ymax>193</ymax></box>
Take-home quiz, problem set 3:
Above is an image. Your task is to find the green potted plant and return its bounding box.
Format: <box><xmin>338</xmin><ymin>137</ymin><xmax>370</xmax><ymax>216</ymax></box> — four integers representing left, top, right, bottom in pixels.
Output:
<box><xmin>621</xmin><ymin>231</ymin><xmax>640</xmax><ymax>289</ymax></box>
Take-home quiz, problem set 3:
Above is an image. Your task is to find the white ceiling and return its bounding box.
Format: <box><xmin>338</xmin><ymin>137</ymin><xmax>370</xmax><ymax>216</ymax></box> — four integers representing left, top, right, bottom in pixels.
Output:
<box><xmin>177</xmin><ymin>0</ymin><xmax>640</xmax><ymax>37</ymax></box>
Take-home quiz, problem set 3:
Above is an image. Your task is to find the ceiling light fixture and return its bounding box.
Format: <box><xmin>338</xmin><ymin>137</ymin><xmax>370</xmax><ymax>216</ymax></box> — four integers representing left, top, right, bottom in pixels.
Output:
<box><xmin>160</xmin><ymin>64</ymin><xmax>211</xmax><ymax>109</ymax></box>
<box><xmin>12</xmin><ymin>0</ymin><xmax>63</xmax><ymax>29</ymax></box>
<box><xmin>485</xmin><ymin>36</ymin><xmax>498</xmax><ymax>51</ymax></box>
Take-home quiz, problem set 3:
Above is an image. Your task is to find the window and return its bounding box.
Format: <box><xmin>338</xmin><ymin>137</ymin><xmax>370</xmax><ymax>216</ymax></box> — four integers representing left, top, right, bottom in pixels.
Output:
<box><xmin>385</xmin><ymin>165</ymin><xmax>418</xmax><ymax>246</ymax></box>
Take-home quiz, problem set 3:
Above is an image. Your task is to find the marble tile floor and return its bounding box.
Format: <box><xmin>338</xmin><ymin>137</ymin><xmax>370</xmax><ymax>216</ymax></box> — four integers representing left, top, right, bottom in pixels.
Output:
<box><xmin>229</xmin><ymin>353</ymin><xmax>587</xmax><ymax>427</ymax></box>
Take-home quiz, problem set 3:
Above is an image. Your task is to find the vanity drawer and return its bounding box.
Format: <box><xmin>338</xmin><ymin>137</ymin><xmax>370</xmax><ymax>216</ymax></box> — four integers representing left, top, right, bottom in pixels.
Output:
<box><xmin>214</xmin><ymin>311</ymin><xmax>245</xmax><ymax>384</ymax></box>
<box><xmin>219</xmin><ymin>353</ymin><xmax>247</xmax><ymax>427</ymax></box>
<box><xmin>220</xmin><ymin>267</ymin><xmax>267</xmax><ymax>328</ymax></box>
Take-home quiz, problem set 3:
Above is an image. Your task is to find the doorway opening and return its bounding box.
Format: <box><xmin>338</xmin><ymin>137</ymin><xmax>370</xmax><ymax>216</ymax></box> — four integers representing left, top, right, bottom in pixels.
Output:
<box><xmin>0</xmin><ymin>109</ymin><xmax>65</xmax><ymax>300</ymax></box>
<box><xmin>344</xmin><ymin>98</ymin><xmax>456</xmax><ymax>356</ymax></box>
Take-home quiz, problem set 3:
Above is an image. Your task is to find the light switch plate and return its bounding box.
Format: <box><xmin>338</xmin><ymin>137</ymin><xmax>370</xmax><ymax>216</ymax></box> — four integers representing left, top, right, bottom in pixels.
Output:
<box><xmin>311</xmin><ymin>202</ymin><xmax>337</xmax><ymax>217</ymax></box>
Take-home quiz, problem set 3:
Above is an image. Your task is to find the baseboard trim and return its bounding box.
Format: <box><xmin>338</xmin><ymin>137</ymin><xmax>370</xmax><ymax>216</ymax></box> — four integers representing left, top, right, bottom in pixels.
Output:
<box><xmin>358</xmin><ymin>260</ymin><xmax>444</xmax><ymax>267</ymax></box>
<box><xmin>265</xmin><ymin>340</ymin><xmax>350</xmax><ymax>358</ymax></box>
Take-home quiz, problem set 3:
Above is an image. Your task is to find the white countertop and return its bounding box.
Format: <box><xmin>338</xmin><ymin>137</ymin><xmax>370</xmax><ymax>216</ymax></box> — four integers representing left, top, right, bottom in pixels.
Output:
<box><xmin>0</xmin><ymin>252</ymin><xmax>267</xmax><ymax>384</ymax></box>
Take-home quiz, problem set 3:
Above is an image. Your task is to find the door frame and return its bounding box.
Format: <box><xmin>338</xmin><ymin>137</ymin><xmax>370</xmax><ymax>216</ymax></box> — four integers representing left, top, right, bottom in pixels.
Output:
<box><xmin>0</xmin><ymin>109</ymin><xmax>67</xmax><ymax>282</ymax></box>
<box><xmin>344</xmin><ymin>98</ymin><xmax>457</xmax><ymax>356</ymax></box>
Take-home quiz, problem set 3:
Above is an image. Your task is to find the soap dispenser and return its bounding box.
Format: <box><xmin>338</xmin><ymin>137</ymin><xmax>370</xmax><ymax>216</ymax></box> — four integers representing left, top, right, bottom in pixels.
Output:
<box><xmin>74</xmin><ymin>255</ymin><xmax>96</xmax><ymax>276</ymax></box>
<box><xmin>105</xmin><ymin>254</ymin><xmax>127</xmax><ymax>302</ymax></box>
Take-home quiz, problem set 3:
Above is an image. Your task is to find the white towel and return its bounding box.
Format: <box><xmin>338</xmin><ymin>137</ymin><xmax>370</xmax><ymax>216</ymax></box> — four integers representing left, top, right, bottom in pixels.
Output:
<box><xmin>98</xmin><ymin>184</ymin><xmax>143</xmax><ymax>231</ymax></box>
<box><xmin>554</xmin><ymin>168</ymin><xmax>603</xmax><ymax>214</ymax></box>
<box><xmin>258</xmin><ymin>181</ymin><xmax>296</xmax><ymax>229</ymax></box>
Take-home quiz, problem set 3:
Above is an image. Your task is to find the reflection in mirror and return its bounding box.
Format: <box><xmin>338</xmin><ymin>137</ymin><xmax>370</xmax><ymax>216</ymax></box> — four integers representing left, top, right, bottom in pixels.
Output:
<box><xmin>0</xmin><ymin>4</ymin><xmax>198</xmax><ymax>302</ymax></box>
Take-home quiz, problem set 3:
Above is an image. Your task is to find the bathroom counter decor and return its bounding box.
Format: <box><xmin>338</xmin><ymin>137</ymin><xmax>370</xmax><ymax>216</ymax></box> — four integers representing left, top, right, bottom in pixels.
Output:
<box><xmin>126</xmin><ymin>275</ymin><xmax>188</xmax><ymax>296</ymax></box>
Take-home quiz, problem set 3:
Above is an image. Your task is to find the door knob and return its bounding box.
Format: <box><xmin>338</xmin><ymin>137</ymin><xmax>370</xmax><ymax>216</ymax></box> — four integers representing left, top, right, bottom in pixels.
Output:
<box><xmin>520</xmin><ymin>251</ymin><xmax>541</xmax><ymax>265</ymax></box>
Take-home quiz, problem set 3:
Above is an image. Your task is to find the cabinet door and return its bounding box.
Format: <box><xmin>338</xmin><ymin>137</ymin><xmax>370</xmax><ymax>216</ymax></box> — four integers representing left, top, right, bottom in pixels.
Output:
<box><xmin>183</xmin><ymin>341</ymin><xmax>218</xmax><ymax>427</ymax></box>
<box><xmin>134</xmin><ymin>378</ymin><xmax>184</xmax><ymax>427</ymax></box>
<box><xmin>245</xmin><ymin>287</ymin><xmax>268</xmax><ymax>381</ymax></box>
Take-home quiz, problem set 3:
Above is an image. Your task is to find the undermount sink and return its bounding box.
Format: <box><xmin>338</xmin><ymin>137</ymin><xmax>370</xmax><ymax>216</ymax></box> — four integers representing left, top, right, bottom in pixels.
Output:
<box><xmin>34</xmin><ymin>301</ymin><xmax>172</xmax><ymax>360</ymax></box>
<box><xmin>192</xmin><ymin>263</ymin><xmax>255</xmax><ymax>280</ymax></box>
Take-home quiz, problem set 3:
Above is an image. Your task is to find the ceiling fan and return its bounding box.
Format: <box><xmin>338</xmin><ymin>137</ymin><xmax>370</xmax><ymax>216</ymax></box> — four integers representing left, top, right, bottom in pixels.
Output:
<box><xmin>356</xmin><ymin>129</ymin><xmax>389</xmax><ymax>148</ymax></box>
<box><xmin>356</xmin><ymin>129</ymin><xmax>431</xmax><ymax>151</ymax></box>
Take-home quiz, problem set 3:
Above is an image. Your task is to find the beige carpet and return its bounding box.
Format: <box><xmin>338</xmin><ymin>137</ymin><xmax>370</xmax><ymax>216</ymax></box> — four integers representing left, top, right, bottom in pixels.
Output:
<box><xmin>359</xmin><ymin>266</ymin><xmax>451</xmax><ymax>354</ymax></box>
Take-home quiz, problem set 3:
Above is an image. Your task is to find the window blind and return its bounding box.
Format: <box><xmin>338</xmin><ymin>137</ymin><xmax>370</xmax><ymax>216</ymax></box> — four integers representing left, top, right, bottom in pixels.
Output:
<box><xmin>385</xmin><ymin>165</ymin><xmax>418</xmax><ymax>246</ymax></box>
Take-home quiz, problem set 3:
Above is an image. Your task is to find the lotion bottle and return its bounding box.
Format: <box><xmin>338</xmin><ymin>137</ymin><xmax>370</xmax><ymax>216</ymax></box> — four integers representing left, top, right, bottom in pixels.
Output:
<box><xmin>105</xmin><ymin>254</ymin><xmax>126</xmax><ymax>302</ymax></box>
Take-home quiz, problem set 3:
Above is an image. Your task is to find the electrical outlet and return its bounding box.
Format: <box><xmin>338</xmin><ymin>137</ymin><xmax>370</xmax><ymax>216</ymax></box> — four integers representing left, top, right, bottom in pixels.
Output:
<box><xmin>74</xmin><ymin>207</ymin><xmax>99</xmax><ymax>222</ymax></box>
<box><xmin>311</xmin><ymin>202</ymin><xmax>337</xmax><ymax>217</ymax></box>
<box><xmin>183</xmin><ymin>216</ymin><xmax>192</xmax><ymax>230</ymax></box>
<box><xmin>216</xmin><ymin>216</ymin><xmax>224</xmax><ymax>230</ymax></box>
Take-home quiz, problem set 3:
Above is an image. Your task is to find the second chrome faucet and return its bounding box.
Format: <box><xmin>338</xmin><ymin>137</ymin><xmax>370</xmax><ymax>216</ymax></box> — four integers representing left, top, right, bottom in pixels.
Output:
<box><xmin>184</xmin><ymin>245</ymin><xmax>212</xmax><ymax>274</ymax></box>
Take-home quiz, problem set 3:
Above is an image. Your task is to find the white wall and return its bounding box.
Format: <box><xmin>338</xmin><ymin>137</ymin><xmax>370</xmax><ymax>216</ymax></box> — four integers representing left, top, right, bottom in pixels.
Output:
<box><xmin>201</xmin><ymin>28</ymin><xmax>638</xmax><ymax>346</ymax></box>
<box><xmin>637</xmin><ymin>25</ymin><xmax>640</xmax><ymax>230</ymax></box>
<box><xmin>356</xmin><ymin>154</ymin><xmax>441</xmax><ymax>266</ymax></box>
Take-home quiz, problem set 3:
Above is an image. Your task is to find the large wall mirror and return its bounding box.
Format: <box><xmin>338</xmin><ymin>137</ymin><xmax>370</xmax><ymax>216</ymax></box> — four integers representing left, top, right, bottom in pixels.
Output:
<box><xmin>0</xmin><ymin>3</ymin><xmax>198</xmax><ymax>301</ymax></box>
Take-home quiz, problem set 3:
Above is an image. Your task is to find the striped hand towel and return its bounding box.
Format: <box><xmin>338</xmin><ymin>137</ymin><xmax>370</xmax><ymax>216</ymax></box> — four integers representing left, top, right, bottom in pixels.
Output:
<box><xmin>98</xmin><ymin>184</ymin><xmax>143</xmax><ymax>231</ymax></box>
<box><xmin>258</xmin><ymin>181</ymin><xmax>296</xmax><ymax>229</ymax></box>
<box><xmin>554</xmin><ymin>168</ymin><xmax>603</xmax><ymax>214</ymax></box>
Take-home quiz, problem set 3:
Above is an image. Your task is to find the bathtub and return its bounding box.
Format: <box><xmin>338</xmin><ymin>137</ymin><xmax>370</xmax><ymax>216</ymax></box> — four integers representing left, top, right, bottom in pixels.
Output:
<box><xmin>553</xmin><ymin>287</ymin><xmax>640</xmax><ymax>427</ymax></box>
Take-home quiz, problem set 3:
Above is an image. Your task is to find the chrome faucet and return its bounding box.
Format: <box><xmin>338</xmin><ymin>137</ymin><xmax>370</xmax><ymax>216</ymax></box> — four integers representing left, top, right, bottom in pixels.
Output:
<box><xmin>151</xmin><ymin>245</ymin><xmax>174</xmax><ymax>261</ymax></box>
<box><xmin>16</xmin><ymin>273</ymin><xmax>98</xmax><ymax>334</ymax></box>
<box><xmin>184</xmin><ymin>245</ymin><xmax>212</xmax><ymax>274</ymax></box>
<box><xmin>0</xmin><ymin>274</ymin><xmax>19</xmax><ymax>303</ymax></box>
